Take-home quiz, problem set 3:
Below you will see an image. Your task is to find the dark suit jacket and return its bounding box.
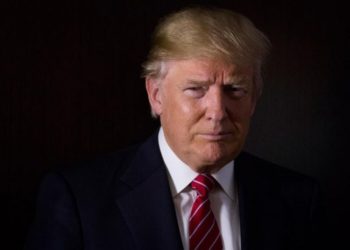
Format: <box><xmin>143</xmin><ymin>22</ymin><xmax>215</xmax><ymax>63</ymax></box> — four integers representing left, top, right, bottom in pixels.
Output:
<box><xmin>25</xmin><ymin>132</ymin><xmax>327</xmax><ymax>250</ymax></box>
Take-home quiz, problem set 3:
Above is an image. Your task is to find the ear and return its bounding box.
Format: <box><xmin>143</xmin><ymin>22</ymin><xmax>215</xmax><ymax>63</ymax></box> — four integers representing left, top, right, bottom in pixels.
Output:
<box><xmin>249</xmin><ymin>100</ymin><xmax>257</xmax><ymax>116</ymax></box>
<box><xmin>145</xmin><ymin>77</ymin><xmax>163</xmax><ymax>116</ymax></box>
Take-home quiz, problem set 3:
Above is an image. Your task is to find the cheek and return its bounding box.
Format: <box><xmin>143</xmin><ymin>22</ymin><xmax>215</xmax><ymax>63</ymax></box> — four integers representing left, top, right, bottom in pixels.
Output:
<box><xmin>228</xmin><ymin>105</ymin><xmax>252</xmax><ymax>122</ymax></box>
<box><xmin>230</xmin><ymin>97</ymin><xmax>255</xmax><ymax>118</ymax></box>
<box><xmin>167</xmin><ymin>94</ymin><xmax>202</xmax><ymax>120</ymax></box>
<box><xmin>161</xmin><ymin>94</ymin><xmax>197</xmax><ymax>130</ymax></box>
<box><xmin>181</xmin><ymin>102</ymin><xmax>203</xmax><ymax>122</ymax></box>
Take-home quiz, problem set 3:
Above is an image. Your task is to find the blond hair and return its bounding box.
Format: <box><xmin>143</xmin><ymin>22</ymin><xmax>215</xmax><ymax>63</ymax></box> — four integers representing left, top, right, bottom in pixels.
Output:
<box><xmin>142</xmin><ymin>6</ymin><xmax>271</xmax><ymax>97</ymax></box>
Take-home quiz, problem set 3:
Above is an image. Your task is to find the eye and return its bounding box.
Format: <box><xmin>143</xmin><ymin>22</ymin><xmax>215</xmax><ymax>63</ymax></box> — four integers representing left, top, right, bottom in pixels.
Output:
<box><xmin>184</xmin><ymin>86</ymin><xmax>208</xmax><ymax>98</ymax></box>
<box><xmin>224</xmin><ymin>85</ymin><xmax>248</xmax><ymax>99</ymax></box>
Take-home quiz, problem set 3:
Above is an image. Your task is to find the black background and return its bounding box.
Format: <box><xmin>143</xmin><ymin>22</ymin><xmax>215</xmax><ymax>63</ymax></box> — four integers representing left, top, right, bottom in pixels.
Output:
<box><xmin>2</xmin><ymin>0</ymin><xmax>348</xmax><ymax>249</ymax></box>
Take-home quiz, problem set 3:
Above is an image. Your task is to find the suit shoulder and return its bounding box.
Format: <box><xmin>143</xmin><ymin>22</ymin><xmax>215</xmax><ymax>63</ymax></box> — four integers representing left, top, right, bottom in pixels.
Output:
<box><xmin>236</xmin><ymin>151</ymin><xmax>318</xmax><ymax>186</ymax></box>
<box><xmin>48</xmin><ymin>144</ymin><xmax>140</xmax><ymax>193</ymax></box>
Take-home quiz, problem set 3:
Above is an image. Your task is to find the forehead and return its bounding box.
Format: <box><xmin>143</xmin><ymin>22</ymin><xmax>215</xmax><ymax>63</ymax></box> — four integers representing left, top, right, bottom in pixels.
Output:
<box><xmin>164</xmin><ymin>58</ymin><xmax>254</xmax><ymax>82</ymax></box>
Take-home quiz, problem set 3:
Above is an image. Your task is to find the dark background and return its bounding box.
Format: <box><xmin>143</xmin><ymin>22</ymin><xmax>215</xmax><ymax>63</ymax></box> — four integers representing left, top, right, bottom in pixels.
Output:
<box><xmin>2</xmin><ymin>0</ymin><xmax>348</xmax><ymax>249</ymax></box>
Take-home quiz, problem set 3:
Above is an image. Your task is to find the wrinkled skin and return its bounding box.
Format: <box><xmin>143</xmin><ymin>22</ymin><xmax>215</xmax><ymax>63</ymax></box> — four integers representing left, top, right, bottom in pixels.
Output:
<box><xmin>146</xmin><ymin>58</ymin><xmax>256</xmax><ymax>173</ymax></box>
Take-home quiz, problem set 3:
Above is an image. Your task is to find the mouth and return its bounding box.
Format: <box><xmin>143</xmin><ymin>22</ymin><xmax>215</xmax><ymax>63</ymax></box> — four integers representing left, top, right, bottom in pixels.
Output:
<box><xmin>198</xmin><ymin>131</ymin><xmax>234</xmax><ymax>141</ymax></box>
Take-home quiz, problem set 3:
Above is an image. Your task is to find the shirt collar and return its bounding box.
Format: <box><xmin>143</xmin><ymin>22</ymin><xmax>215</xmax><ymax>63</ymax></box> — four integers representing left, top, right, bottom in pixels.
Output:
<box><xmin>158</xmin><ymin>128</ymin><xmax>235</xmax><ymax>201</ymax></box>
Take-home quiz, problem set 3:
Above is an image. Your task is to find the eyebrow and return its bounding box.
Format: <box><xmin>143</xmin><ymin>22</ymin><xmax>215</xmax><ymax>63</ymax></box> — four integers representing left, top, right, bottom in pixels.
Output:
<box><xmin>225</xmin><ymin>75</ymin><xmax>250</xmax><ymax>84</ymax></box>
<box><xmin>185</xmin><ymin>79</ymin><xmax>212</xmax><ymax>86</ymax></box>
<box><xmin>185</xmin><ymin>76</ymin><xmax>251</xmax><ymax>86</ymax></box>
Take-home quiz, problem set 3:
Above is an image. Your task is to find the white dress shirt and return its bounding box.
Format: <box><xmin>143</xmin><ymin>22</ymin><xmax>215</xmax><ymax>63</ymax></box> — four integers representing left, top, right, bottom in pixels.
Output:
<box><xmin>158</xmin><ymin>128</ymin><xmax>241</xmax><ymax>250</ymax></box>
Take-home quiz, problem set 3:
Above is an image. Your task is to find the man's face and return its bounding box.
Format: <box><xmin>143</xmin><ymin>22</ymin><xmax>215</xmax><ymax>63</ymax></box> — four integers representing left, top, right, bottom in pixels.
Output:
<box><xmin>146</xmin><ymin>58</ymin><xmax>256</xmax><ymax>172</ymax></box>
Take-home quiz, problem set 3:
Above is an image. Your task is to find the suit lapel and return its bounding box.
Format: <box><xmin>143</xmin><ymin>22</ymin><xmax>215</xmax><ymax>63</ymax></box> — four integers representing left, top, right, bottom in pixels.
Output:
<box><xmin>236</xmin><ymin>153</ymin><xmax>292</xmax><ymax>250</ymax></box>
<box><xmin>114</xmin><ymin>134</ymin><xmax>183</xmax><ymax>250</ymax></box>
<box><xmin>112</xmin><ymin>136</ymin><xmax>295</xmax><ymax>250</ymax></box>
<box><xmin>236</xmin><ymin>152</ymin><xmax>261</xmax><ymax>250</ymax></box>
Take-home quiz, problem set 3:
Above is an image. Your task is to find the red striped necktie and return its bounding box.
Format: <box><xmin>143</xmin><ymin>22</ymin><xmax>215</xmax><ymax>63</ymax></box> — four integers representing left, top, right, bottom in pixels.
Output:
<box><xmin>189</xmin><ymin>174</ymin><xmax>223</xmax><ymax>250</ymax></box>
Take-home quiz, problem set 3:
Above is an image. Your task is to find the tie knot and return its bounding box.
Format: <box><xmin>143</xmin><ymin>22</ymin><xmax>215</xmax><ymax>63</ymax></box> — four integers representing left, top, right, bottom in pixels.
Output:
<box><xmin>191</xmin><ymin>174</ymin><xmax>216</xmax><ymax>197</ymax></box>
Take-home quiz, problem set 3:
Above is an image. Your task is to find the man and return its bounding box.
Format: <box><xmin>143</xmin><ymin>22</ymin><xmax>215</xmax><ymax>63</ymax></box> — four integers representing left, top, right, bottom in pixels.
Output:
<box><xmin>25</xmin><ymin>6</ymin><xmax>325</xmax><ymax>250</ymax></box>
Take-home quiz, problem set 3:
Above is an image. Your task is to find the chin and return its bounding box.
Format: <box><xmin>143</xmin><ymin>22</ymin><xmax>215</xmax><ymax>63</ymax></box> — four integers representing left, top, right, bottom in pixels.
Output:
<box><xmin>195</xmin><ymin>159</ymin><xmax>228</xmax><ymax>173</ymax></box>
<box><xmin>191</xmin><ymin>143</ymin><xmax>241</xmax><ymax>170</ymax></box>
<box><xmin>207</xmin><ymin>142</ymin><xmax>237</xmax><ymax>157</ymax></box>
<box><xmin>197</xmin><ymin>153</ymin><xmax>232</xmax><ymax>171</ymax></box>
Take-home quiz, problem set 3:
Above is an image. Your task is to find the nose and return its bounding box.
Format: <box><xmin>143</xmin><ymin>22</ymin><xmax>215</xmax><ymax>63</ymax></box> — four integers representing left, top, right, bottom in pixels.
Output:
<box><xmin>204</xmin><ymin>87</ymin><xmax>228</xmax><ymax>122</ymax></box>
